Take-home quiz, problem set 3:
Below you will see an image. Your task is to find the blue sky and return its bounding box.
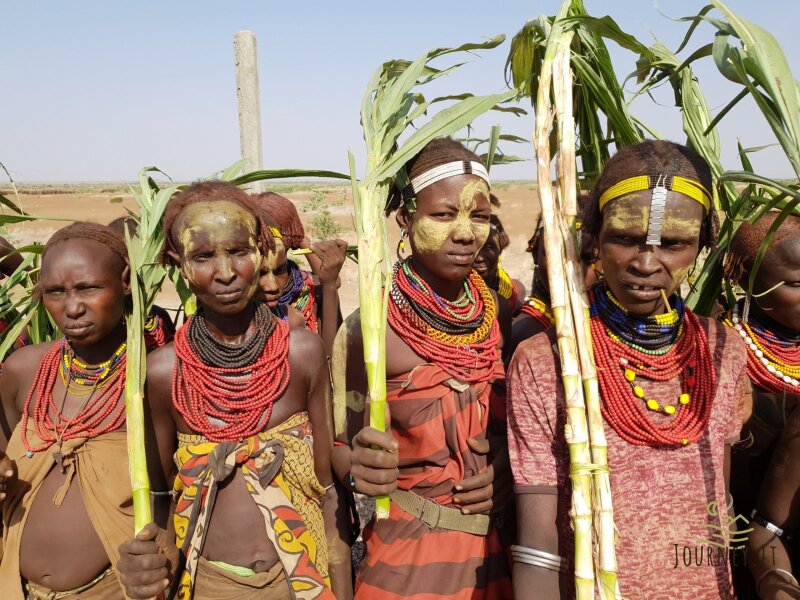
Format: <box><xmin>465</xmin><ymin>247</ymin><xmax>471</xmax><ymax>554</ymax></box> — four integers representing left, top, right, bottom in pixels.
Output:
<box><xmin>1</xmin><ymin>1</ymin><xmax>798</xmax><ymax>182</ymax></box>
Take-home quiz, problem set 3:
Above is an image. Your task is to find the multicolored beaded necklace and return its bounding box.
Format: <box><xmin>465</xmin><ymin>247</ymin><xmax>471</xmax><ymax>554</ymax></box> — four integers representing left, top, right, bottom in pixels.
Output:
<box><xmin>724</xmin><ymin>301</ymin><xmax>800</xmax><ymax>393</ymax></box>
<box><xmin>590</xmin><ymin>283</ymin><xmax>715</xmax><ymax>447</ymax></box>
<box><xmin>21</xmin><ymin>339</ymin><xmax>128</xmax><ymax>462</ymax></box>
<box><xmin>280</xmin><ymin>260</ymin><xmax>318</xmax><ymax>332</ymax></box>
<box><xmin>144</xmin><ymin>312</ymin><xmax>172</xmax><ymax>352</ymax></box>
<box><xmin>520</xmin><ymin>296</ymin><xmax>555</xmax><ymax>329</ymax></box>
<box><xmin>173</xmin><ymin>302</ymin><xmax>290</xmax><ymax>442</ymax></box>
<box><xmin>388</xmin><ymin>258</ymin><xmax>499</xmax><ymax>383</ymax></box>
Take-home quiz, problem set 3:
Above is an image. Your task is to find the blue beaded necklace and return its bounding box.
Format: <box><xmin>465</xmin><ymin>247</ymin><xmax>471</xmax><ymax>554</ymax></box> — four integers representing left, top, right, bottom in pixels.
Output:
<box><xmin>590</xmin><ymin>283</ymin><xmax>683</xmax><ymax>355</ymax></box>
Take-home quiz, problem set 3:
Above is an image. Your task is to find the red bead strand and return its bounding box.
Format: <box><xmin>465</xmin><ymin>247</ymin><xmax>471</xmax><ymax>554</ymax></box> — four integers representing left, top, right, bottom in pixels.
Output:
<box><xmin>172</xmin><ymin>317</ymin><xmax>291</xmax><ymax>442</ymax></box>
<box><xmin>21</xmin><ymin>341</ymin><xmax>127</xmax><ymax>453</ymax></box>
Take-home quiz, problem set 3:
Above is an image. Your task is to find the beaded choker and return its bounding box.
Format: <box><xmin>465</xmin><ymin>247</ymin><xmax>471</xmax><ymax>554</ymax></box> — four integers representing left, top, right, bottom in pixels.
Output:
<box><xmin>590</xmin><ymin>283</ymin><xmax>684</xmax><ymax>354</ymax></box>
<box><xmin>725</xmin><ymin>302</ymin><xmax>800</xmax><ymax>393</ymax></box>
<box><xmin>388</xmin><ymin>258</ymin><xmax>499</xmax><ymax>383</ymax></box>
<box><xmin>22</xmin><ymin>339</ymin><xmax>128</xmax><ymax>462</ymax></box>
<box><xmin>520</xmin><ymin>296</ymin><xmax>555</xmax><ymax>328</ymax></box>
<box><xmin>280</xmin><ymin>261</ymin><xmax>317</xmax><ymax>332</ymax></box>
<box><xmin>173</xmin><ymin>303</ymin><xmax>291</xmax><ymax>442</ymax></box>
<box><xmin>589</xmin><ymin>284</ymin><xmax>715</xmax><ymax>447</ymax></box>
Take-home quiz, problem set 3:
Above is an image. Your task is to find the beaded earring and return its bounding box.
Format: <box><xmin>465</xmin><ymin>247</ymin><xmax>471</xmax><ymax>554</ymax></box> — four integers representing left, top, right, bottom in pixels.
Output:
<box><xmin>396</xmin><ymin>227</ymin><xmax>408</xmax><ymax>260</ymax></box>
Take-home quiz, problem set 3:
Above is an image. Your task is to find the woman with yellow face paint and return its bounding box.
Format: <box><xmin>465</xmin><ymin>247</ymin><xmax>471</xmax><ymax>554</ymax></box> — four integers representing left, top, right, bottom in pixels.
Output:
<box><xmin>330</xmin><ymin>137</ymin><xmax>513</xmax><ymax>599</ymax></box>
<box><xmin>115</xmin><ymin>181</ymin><xmax>352</xmax><ymax>600</ymax></box>
<box><xmin>508</xmin><ymin>141</ymin><xmax>752</xmax><ymax>599</ymax></box>
<box><xmin>252</xmin><ymin>192</ymin><xmax>348</xmax><ymax>360</ymax></box>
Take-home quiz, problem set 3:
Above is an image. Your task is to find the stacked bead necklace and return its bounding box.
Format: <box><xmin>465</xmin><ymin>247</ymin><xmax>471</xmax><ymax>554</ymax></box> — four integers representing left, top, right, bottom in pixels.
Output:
<box><xmin>22</xmin><ymin>338</ymin><xmax>128</xmax><ymax>462</ymax></box>
<box><xmin>280</xmin><ymin>260</ymin><xmax>318</xmax><ymax>332</ymax></box>
<box><xmin>173</xmin><ymin>302</ymin><xmax>290</xmax><ymax>442</ymax></box>
<box><xmin>590</xmin><ymin>283</ymin><xmax>715</xmax><ymax>447</ymax></box>
<box><xmin>520</xmin><ymin>296</ymin><xmax>555</xmax><ymax>329</ymax></box>
<box><xmin>388</xmin><ymin>258</ymin><xmax>499</xmax><ymax>383</ymax></box>
<box><xmin>143</xmin><ymin>312</ymin><xmax>171</xmax><ymax>352</ymax></box>
<box><xmin>725</xmin><ymin>302</ymin><xmax>800</xmax><ymax>393</ymax></box>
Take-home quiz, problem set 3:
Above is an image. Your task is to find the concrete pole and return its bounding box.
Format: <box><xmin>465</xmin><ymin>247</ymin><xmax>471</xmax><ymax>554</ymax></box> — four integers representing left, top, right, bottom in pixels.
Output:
<box><xmin>234</xmin><ymin>31</ymin><xmax>264</xmax><ymax>192</ymax></box>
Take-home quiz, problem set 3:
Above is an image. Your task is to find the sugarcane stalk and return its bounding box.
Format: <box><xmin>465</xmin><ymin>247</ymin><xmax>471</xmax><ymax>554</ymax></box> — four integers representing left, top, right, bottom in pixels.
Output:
<box><xmin>553</xmin><ymin>37</ymin><xmax>620</xmax><ymax>599</ymax></box>
<box><xmin>533</xmin><ymin>9</ymin><xmax>595</xmax><ymax>597</ymax></box>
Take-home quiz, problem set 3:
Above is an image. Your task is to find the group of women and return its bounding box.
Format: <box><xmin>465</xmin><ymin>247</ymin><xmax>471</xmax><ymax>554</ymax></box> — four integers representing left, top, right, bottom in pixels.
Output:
<box><xmin>0</xmin><ymin>136</ymin><xmax>798</xmax><ymax>600</ymax></box>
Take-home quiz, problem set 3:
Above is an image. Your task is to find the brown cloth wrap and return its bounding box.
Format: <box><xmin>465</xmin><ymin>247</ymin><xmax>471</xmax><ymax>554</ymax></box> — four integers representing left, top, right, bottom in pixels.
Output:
<box><xmin>193</xmin><ymin>557</ymin><xmax>291</xmax><ymax>600</ymax></box>
<box><xmin>0</xmin><ymin>425</ymin><xmax>133</xmax><ymax>599</ymax></box>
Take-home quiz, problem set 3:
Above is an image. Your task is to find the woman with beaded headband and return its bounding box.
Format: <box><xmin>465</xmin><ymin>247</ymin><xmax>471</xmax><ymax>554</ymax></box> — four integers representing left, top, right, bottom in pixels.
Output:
<box><xmin>719</xmin><ymin>212</ymin><xmax>800</xmax><ymax>598</ymax></box>
<box><xmin>330</xmin><ymin>137</ymin><xmax>513</xmax><ymax>599</ymax></box>
<box><xmin>507</xmin><ymin>140</ymin><xmax>752</xmax><ymax>599</ymax></box>
<box><xmin>0</xmin><ymin>222</ymin><xmax>149</xmax><ymax>599</ymax></box>
<box><xmin>252</xmin><ymin>192</ymin><xmax>348</xmax><ymax>359</ymax></box>
<box><xmin>115</xmin><ymin>181</ymin><xmax>351</xmax><ymax>600</ymax></box>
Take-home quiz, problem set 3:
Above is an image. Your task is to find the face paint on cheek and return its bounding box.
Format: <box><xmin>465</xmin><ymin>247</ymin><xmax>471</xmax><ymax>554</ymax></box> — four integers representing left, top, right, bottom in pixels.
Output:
<box><xmin>412</xmin><ymin>217</ymin><xmax>451</xmax><ymax>254</ymax></box>
<box><xmin>669</xmin><ymin>265</ymin><xmax>691</xmax><ymax>293</ymax></box>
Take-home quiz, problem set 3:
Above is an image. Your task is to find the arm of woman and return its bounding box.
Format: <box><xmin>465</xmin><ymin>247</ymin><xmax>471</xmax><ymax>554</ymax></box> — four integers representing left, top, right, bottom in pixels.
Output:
<box><xmin>747</xmin><ymin>405</ymin><xmax>800</xmax><ymax>599</ymax></box>
<box><xmin>514</xmin><ymin>493</ymin><xmax>564</xmax><ymax>599</ymax></box>
<box><xmin>304</xmin><ymin>330</ymin><xmax>353</xmax><ymax>599</ymax></box>
<box><xmin>311</xmin><ymin>239</ymin><xmax>347</xmax><ymax>359</ymax></box>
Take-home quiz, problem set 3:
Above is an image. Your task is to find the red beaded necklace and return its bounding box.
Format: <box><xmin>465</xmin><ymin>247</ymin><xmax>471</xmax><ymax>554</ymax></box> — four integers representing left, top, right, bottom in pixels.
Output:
<box><xmin>172</xmin><ymin>312</ymin><xmax>291</xmax><ymax>442</ymax></box>
<box><xmin>388</xmin><ymin>259</ymin><xmax>500</xmax><ymax>383</ymax></box>
<box><xmin>520</xmin><ymin>296</ymin><xmax>555</xmax><ymax>329</ymax></box>
<box><xmin>21</xmin><ymin>339</ymin><xmax>127</xmax><ymax>455</ymax></box>
<box><xmin>590</xmin><ymin>288</ymin><xmax>715</xmax><ymax>447</ymax></box>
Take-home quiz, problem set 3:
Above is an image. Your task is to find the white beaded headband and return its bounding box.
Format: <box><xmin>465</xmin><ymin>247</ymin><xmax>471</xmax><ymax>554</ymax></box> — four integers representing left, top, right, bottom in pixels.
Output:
<box><xmin>401</xmin><ymin>160</ymin><xmax>491</xmax><ymax>209</ymax></box>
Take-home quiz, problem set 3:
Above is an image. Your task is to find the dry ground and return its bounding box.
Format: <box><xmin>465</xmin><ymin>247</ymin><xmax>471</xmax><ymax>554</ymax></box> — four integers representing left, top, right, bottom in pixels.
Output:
<box><xmin>2</xmin><ymin>182</ymin><xmax>542</xmax><ymax>316</ymax></box>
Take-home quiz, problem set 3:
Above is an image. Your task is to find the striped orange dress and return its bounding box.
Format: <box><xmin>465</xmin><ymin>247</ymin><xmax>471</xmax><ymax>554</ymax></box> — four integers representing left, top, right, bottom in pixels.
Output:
<box><xmin>354</xmin><ymin>361</ymin><xmax>513</xmax><ymax>599</ymax></box>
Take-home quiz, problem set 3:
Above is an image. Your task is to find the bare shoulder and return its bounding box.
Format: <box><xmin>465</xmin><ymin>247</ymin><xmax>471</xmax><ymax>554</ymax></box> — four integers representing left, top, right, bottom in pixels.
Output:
<box><xmin>1</xmin><ymin>341</ymin><xmax>57</xmax><ymax>410</ymax></box>
<box><xmin>146</xmin><ymin>341</ymin><xmax>176</xmax><ymax>384</ymax></box>
<box><xmin>2</xmin><ymin>341</ymin><xmax>56</xmax><ymax>381</ymax></box>
<box><xmin>288</xmin><ymin>327</ymin><xmax>326</xmax><ymax>380</ymax></box>
<box><xmin>286</xmin><ymin>305</ymin><xmax>307</xmax><ymax>329</ymax></box>
<box><xmin>146</xmin><ymin>342</ymin><xmax>176</xmax><ymax>415</ymax></box>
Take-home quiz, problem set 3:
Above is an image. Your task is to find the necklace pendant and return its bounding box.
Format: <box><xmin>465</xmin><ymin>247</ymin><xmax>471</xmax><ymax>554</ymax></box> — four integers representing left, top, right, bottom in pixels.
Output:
<box><xmin>52</xmin><ymin>446</ymin><xmax>66</xmax><ymax>474</ymax></box>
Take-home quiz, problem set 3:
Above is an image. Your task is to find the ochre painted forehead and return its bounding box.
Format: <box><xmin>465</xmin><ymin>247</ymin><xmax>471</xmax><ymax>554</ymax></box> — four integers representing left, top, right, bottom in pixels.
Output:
<box><xmin>176</xmin><ymin>200</ymin><xmax>257</xmax><ymax>250</ymax></box>
<box><xmin>601</xmin><ymin>191</ymin><xmax>702</xmax><ymax>237</ymax></box>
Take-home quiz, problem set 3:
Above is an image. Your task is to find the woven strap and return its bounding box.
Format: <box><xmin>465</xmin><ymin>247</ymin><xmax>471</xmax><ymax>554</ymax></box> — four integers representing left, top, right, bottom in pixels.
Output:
<box><xmin>390</xmin><ymin>488</ymin><xmax>492</xmax><ymax>535</ymax></box>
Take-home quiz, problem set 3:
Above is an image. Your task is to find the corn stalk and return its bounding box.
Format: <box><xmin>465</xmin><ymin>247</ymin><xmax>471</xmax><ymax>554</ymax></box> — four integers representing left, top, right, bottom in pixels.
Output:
<box><xmin>349</xmin><ymin>37</ymin><xmax>514</xmax><ymax>518</ymax></box>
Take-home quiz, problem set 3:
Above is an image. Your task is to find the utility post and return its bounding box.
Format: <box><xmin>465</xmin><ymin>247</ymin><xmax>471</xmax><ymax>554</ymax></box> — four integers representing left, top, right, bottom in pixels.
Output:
<box><xmin>234</xmin><ymin>30</ymin><xmax>264</xmax><ymax>192</ymax></box>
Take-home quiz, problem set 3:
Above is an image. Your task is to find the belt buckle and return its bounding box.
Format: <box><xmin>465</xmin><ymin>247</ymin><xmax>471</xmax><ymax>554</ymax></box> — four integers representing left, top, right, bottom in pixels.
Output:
<box><xmin>420</xmin><ymin>499</ymin><xmax>442</xmax><ymax>529</ymax></box>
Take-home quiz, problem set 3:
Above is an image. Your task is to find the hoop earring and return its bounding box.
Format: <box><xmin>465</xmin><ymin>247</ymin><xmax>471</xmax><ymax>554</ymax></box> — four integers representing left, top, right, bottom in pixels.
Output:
<box><xmin>396</xmin><ymin>228</ymin><xmax>408</xmax><ymax>261</ymax></box>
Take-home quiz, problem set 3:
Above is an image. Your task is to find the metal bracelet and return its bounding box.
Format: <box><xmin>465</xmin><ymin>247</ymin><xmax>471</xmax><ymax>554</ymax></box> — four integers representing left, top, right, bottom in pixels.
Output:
<box><xmin>751</xmin><ymin>509</ymin><xmax>793</xmax><ymax>540</ymax></box>
<box><xmin>510</xmin><ymin>545</ymin><xmax>567</xmax><ymax>573</ymax></box>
